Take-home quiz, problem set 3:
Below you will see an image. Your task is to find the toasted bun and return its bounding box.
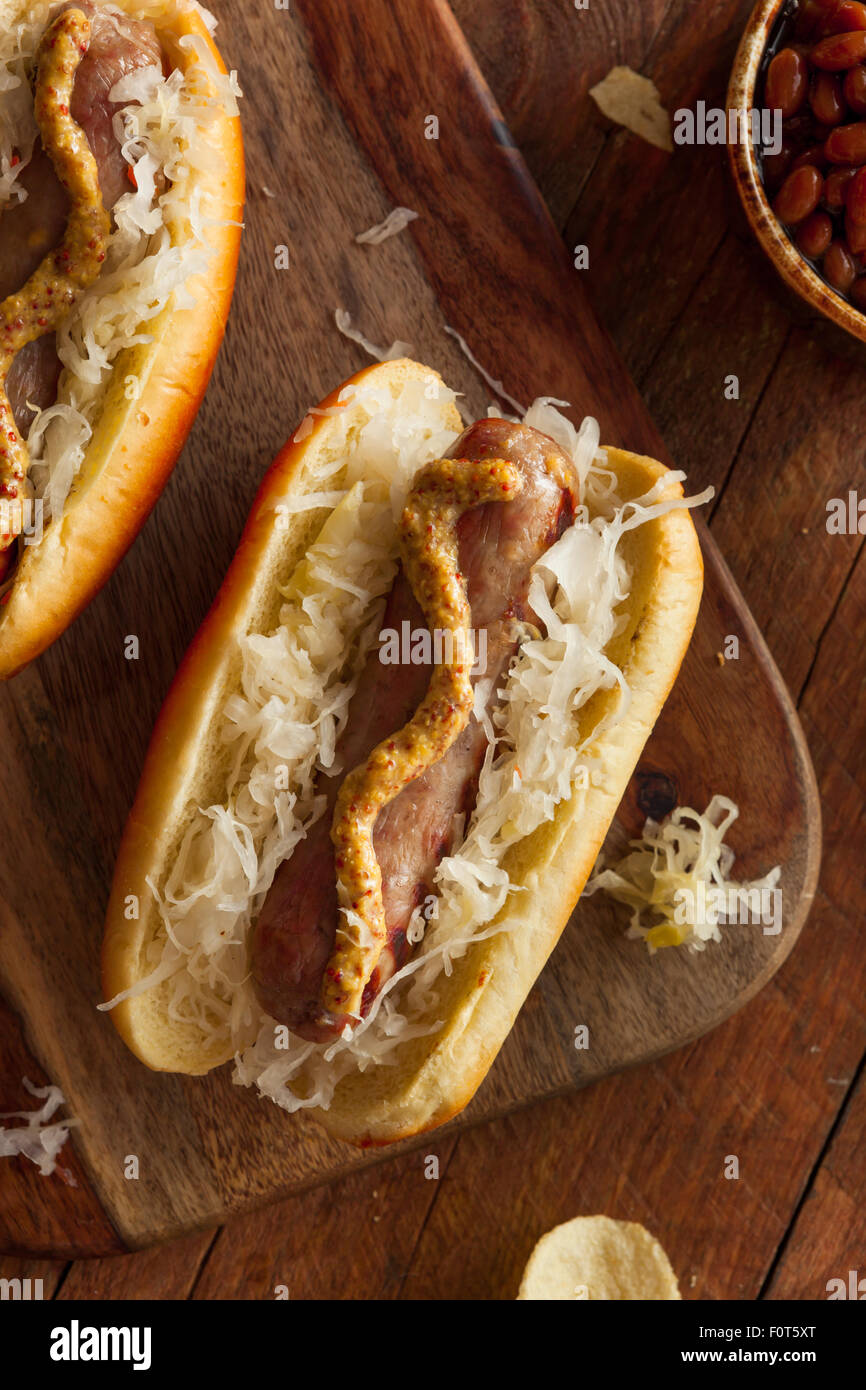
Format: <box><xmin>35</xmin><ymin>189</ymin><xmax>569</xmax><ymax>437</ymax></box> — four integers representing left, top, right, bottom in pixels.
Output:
<box><xmin>517</xmin><ymin>1215</ymin><xmax>681</xmax><ymax>1300</ymax></box>
<box><xmin>102</xmin><ymin>359</ymin><xmax>704</xmax><ymax>1144</ymax></box>
<box><xmin>0</xmin><ymin>1</ymin><xmax>244</xmax><ymax>679</ymax></box>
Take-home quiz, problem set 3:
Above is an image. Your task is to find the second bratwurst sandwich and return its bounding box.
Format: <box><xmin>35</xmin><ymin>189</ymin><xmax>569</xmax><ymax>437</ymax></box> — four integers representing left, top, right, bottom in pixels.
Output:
<box><xmin>0</xmin><ymin>0</ymin><xmax>243</xmax><ymax>676</ymax></box>
<box><xmin>102</xmin><ymin>359</ymin><xmax>709</xmax><ymax>1145</ymax></box>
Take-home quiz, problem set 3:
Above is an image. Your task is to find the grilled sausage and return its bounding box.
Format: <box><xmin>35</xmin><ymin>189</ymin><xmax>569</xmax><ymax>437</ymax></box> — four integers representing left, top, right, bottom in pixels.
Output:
<box><xmin>1</xmin><ymin>2</ymin><xmax>163</xmax><ymax>433</ymax></box>
<box><xmin>251</xmin><ymin>419</ymin><xmax>577</xmax><ymax>1042</ymax></box>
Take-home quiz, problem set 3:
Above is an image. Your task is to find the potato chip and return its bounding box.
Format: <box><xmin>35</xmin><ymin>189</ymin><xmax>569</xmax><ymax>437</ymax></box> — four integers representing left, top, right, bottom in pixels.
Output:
<box><xmin>589</xmin><ymin>67</ymin><xmax>673</xmax><ymax>152</ymax></box>
<box><xmin>517</xmin><ymin>1215</ymin><xmax>681</xmax><ymax>1300</ymax></box>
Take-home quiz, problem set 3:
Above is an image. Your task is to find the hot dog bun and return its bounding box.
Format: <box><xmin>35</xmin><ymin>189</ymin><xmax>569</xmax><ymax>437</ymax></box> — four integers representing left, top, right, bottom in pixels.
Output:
<box><xmin>102</xmin><ymin>359</ymin><xmax>704</xmax><ymax>1145</ymax></box>
<box><xmin>0</xmin><ymin>1</ymin><xmax>244</xmax><ymax>678</ymax></box>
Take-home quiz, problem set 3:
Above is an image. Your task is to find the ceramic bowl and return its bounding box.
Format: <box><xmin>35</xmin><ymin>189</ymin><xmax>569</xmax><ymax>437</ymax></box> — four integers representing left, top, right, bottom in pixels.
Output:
<box><xmin>727</xmin><ymin>0</ymin><xmax>866</xmax><ymax>342</ymax></box>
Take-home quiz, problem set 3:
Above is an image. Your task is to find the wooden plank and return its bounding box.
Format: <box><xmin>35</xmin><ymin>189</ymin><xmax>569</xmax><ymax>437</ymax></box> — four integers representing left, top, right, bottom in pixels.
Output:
<box><xmin>56</xmin><ymin>1231</ymin><xmax>214</xmax><ymax>1300</ymax></box>
<box><xmin>708</xmin><ymin>326</ymin><xmax>866</xmax><ymax>698</ymax></box>
<box><xmin>563</xmin><ymin>0</ymin><xmax>759</xmax><ymax>384</ymax></box>
<box><xmin>760</xmin><ymin>546</ymin><xmax>866</xmax><ymax>1298</ymax></box>
<box><xmin>297</xmin><ymin>0</ymin><xmax>669</xmax><ymax>454</ymax></box>
<box><xmin>451</xmin><ymin>0</ymin><xmax>674</xmax><ymax>227</ymax></box>
<box><xmin>765</xmin><ymin>1073</ymin><xmax>866</xmax><ymax>1300</ymax></box>
<box><xmin>642</xmin><ymin>233</ymin><xmax>792</xmax><ymax>497</ymax></box>
<box><xmin>0</xmin><ymin>1257</ymin><xmax>65</xmax><ymax>1300</ymax></box>
<box><xmin>550</xmin><ymin>0</ymin><xmax>866</xmax><ymax>1305</ymax></box>
<box><xmin>192</xmin><ymin>1140</ymin><xmax>458</xmax><ymax>1300</ymax></box>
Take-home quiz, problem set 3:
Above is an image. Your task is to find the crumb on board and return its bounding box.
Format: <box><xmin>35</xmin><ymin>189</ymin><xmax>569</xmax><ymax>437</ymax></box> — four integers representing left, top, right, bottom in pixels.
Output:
<box><xmin>589</xmin><ymin>66</ymin><xmax>673</xmax><ymax>152</ymax></box>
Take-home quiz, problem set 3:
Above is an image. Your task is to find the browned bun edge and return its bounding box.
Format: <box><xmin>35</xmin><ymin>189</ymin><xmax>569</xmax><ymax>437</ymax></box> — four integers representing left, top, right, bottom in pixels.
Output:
<box><xmin>0</xmin><ymin>2</ymin><xmax>245</xmax><ymax>679</ymax></box>
<box><xmin>101</xmin><ymin>363</ymin><xmax>704</xmax><ymax>1142</ymax></box>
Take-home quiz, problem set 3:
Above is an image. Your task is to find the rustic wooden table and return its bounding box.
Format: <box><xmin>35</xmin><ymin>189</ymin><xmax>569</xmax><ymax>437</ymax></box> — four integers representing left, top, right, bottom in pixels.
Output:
<box><xmin>2</xmin><ymin>0</ymin><xmax>863</xmax><ymax>1299</ymax></box>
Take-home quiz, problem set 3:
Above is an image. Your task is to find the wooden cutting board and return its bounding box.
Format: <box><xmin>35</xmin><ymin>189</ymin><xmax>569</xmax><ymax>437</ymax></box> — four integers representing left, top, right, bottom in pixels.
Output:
<box><xmin>0</xmin><ymin>0</ymin><xmax>820</xmax><ymax>1257</ymax></box>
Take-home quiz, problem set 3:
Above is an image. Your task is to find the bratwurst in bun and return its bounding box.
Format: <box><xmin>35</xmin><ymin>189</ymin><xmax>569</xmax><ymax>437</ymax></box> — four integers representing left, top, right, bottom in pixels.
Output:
<box><xmin>102</xmin><ymin>360</ymin><xmax>708</xmax><ymax>1145</ymax></box>
<box><xmin>0</xmin><ymin>0</ymin><xmax>243</xmax><ymax>676</ymax></box>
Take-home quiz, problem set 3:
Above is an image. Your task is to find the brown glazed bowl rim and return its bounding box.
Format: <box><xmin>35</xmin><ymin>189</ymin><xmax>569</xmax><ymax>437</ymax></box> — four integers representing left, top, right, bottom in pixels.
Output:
<box><xmin>727</xmin><ymin>0</ymin><xmax>866</xmax><ymax>342</ymax></box>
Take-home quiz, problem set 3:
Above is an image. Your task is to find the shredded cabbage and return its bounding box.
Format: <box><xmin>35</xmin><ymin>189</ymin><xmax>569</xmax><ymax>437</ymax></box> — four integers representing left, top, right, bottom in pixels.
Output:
<box><xmin>354</xmin><ymin>206</ymin><xmax>419</xmax><ymax>244</ymax></box>
<box><xmin>584</xmin><ymin>795</ymin><xmax>782</xmax><ymax>952</ymax></box>
<box><xmin>0</xmin><ymin>1078</ymin><xmax>78</xmax><ymax>1177</ymax></box>
<box><xmin>104</xmin><ymin>388</ymin><xmax>712</xmax><ymax>1112</ymax></box>
<box><xmin>334</xmin><ymin>308</ymin><xmax>413</xmax><ymax>363</ymax></box>
<box><xmin>444</xmin><ymin>326</ymin><xmax>526</xmax><ymax>416</ymax></box>
<box><xmin>1</xmin><ymin>1</ymin><xmax>242</xmax><ymax>527</ymax></box>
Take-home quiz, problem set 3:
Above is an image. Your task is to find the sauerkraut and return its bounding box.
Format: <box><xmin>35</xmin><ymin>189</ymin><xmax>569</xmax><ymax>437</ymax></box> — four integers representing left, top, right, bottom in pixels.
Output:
<box><xmin>354</xmin><ymin>206</ymin><xmax>418</xmax><ymax>244</ymax></box>
<box><xmin>334</xmin><ymin>307</ymin><xmax>413</xmax><ymax>364</ymax></box>
<box><xmin>584</xmin><ymin>795</ymin><xmax>782</xmax><ymax>951</ymax></box>
<box><xmin>0</xmin><ymin>0</ymin><xmax>241</xmax><ymax>525</ymax></box>
<box><xmin>103</xmin><ymin>386</ymin><xmax>712</xmax><ymax>1111</ymax></box>
<box><xmin>0</xmin><ymin>1078</ymin><xmax>78</xmax><ymax>1177</ymax></box>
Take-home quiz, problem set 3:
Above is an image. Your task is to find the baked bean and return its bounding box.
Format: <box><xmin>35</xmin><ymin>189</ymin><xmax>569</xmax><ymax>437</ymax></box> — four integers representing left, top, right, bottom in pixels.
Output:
<box><xmin>766</xmin><ymin>47</ymin><xmax>810</xmax><ymax>115</ymax></box>
<box><xmin>846</xmin><ymin>163</ymin><xmax>866</xmax><ymax>218</ymax></box>
<box><xmin>811</xmin><ymin>69</ymin><xmax>846</xmax><ymax>120</ymax></box>
<box><xmin>811</xmin><ymin>31</ymin><xmax>866</xmax><ymax>68</ymax></box>
<box><xmin>794</xmin><ymin>0</ymin><xmax>821</xmax><ymax>30</ymax></box>
<box><xmin>846</xmin><ymin>208</ymin><xmax>866</xmax><ymax>247</ymax></box>
<box><xmin>812</xmin><ymin>0</ymin><xmax>866</xmax><ymax>32</ymax></box>
<box><xmin>848</xmin><ymin>274</ymin><xmax>866</xmax><ymax>306</ymax></box>
<box><xmin>823</xmin><ymin>238</ymin><xmax>857</xmax><ymax>288</ymax></box>
<box><xmin>797</xmin><ymin>208</ymin><xmax>834</xmax><ymax>255</ymax></box>
<box><xmin>810</xmin><ymin>0</ymin><xmax>845</xmax><ymax>32</ymax></box>
<box><xmin>797</xmin><ymin>0</ymin><xmax>839</xmax><ymax>40</ymax></box>
<box><xmin>843</xmin><ymin>62</ymin><xmax>866</xmax><ymax>110</ymax></box>
<box><xmin>824</xmin><ymin>163</ymin><xmax>858</xmax><ymax>205</ymax></box>
<box><xmin>825</xmin><ymin>120</ymin><xmax>866</xmax><ymax>160</ymax></box>
<box><xmin>829</xmin><ymin>1</ymin><xmax>866</xmax><ymax>31</ymax></box>
<box><xmin>773</xmin><ymin>164</ymin><xmax>824</xmax><ymax>221</ymax></box>
<box><xmin>762</xmin><ymin>6</ymin><xmax>866</xmax><ymax>303</ymax></box>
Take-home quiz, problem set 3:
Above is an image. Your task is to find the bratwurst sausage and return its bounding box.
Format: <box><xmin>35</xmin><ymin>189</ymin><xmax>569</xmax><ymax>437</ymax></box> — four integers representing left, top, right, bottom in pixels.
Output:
<box><xmin>251</xmin><ymin>419</ymin><xmax>577</xmax><ymax>1043</ymax></box>
<box><xmin>1</xmin><ymin>2</ymin><xmax>163</xmax><ymax>433</ymax></box>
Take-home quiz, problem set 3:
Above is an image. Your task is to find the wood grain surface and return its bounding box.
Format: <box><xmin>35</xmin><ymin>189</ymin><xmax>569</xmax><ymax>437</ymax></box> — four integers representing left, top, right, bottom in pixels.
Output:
<box><xmin>0</xmin><ymin>0</ymin><xmax>855</xmax><ymax>1298</ymax></box>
